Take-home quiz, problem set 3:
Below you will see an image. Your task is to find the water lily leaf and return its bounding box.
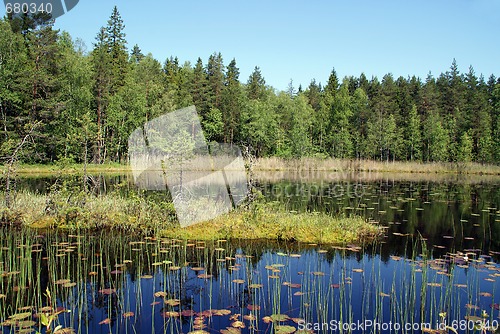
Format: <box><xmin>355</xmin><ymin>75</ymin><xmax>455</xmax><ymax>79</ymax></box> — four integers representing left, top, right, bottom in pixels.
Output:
<box><xmin>275</xmin><ymin>325</ymin><xmax>296</xmax><ymax>333</ymax></box>
<box><xmin>270</xmin><ymin>314</ymin><xmax>290</xmax><ymax>322</ymax></box>
<box><xmin>9</xmin><ymin>312</ymin><xmax>32</xmax><ymax>321</ymax></box>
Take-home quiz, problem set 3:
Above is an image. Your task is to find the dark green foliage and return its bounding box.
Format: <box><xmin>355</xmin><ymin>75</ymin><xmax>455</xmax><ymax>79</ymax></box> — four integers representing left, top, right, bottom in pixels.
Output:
<box><xmin>0</xmin><ymin>11</ymin><xmax>498</xmax><ymax>165</ymax></box>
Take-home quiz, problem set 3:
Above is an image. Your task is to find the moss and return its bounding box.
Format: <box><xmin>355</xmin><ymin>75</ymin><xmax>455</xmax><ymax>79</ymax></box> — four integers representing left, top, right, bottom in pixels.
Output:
<box><xmin>159</xmin><ymin>209</ymin><xmax>382</xmax><ymax>245</ymax></box>
<box><xmin>2</xmin><ymin>188</ymin><xmax>382</xmax><ymax>245</ymax></box>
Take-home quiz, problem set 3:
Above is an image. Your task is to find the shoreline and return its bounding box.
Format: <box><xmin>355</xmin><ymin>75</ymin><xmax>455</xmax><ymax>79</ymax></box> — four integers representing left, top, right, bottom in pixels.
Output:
<box><xmin>2</xmin><ymin>158</ymin><xmax>499</xmax><ymax>175</ymax></box>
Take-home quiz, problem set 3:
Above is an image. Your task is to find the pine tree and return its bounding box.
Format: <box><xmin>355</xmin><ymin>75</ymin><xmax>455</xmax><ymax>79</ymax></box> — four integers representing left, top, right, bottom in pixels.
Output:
<box><xmin>324</xmin><ymin>68</ymin><xmax>339</xmax><ymax>98</ymax></box>
<box><xmin>91</xmin><ymin>27</ymin><xmax>112</xmax><ymax>163</ymax></box>
<box><xmin>191</xmin><ymin>57</ymin><xmax>208</xmax><ymax>116</ymax></box>
<box><xmin>106</xmin><ymin>6</ymin><xmax>128</xmax><ymax>93</ymax></box>
<box><xmin>206</xmin><ymin>52</ymin><xmax>224</xmax><ymax>110</ymax></box>
<box><xmin>221</xmin><ymin>58</ymin><xmax>243</xmax><ymax>143</ymax></box>
<box><xmin>247</xmin><ymin>66</ymin><xmax>266</xmax><ymax>100</ymax></box>
<box><xmin>25</xmin><ymin>15</ymin><xmax>61</xmax><ymax>161</ymax></box>
<box><xmin>130</xmin><ymin>44</ymin><xmax>144</xmax><ymax>64</ymax></box>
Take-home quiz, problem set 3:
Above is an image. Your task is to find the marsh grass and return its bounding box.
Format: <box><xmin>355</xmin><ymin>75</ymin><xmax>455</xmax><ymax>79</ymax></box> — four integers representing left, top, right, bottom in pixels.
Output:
<box><xmin>255</xmin><ymin>157</ymin><xmax>500</xmax><ymax>175</ymax></box>
<box><xmin>1</xmin><ymin>185</ymin><xmax>382</xmax><ymax>245</ymax></box>
<box><xmin>5</xmin><ymin>156</ymin><xmax>500</xmax><ymax>176</ymax></box>
<box><xmin>159</xmin><ymin>207</ymin><xmax>382</xmax><ymax>244</ymax></box>
<box><xmin>0</xmin><ymin>230</ymin><xmax>498</xmax><ymax>334</ymax></box>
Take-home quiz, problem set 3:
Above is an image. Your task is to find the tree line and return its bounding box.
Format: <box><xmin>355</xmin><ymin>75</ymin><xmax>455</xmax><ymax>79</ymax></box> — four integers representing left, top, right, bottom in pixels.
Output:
<box><xmin>1</xmin><ymin>7</ymin><xmax>499</xmax><ymax>165</ymax></box>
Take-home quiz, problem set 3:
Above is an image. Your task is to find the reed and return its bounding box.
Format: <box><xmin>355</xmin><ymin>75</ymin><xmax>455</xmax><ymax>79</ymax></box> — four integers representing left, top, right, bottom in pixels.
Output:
<box><xmin>254</xmin><ymin>157</ymin><xmax>500</xmax><ymax>175</ymax></box>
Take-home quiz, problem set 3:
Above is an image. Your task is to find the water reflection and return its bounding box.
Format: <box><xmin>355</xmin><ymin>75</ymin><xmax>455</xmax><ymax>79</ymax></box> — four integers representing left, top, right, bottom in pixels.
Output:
<box><xmin>1</xmin><ymin>232</ymin><xmax>500</xmax><ymax>333</ymax></box>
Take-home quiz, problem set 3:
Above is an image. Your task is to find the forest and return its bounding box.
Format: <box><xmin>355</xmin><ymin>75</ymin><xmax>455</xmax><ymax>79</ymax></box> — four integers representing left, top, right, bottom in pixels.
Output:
<box><xmin>1</xmin><ymin>7</ymin><xmax>499</xmax><ymax>166</ymax></box>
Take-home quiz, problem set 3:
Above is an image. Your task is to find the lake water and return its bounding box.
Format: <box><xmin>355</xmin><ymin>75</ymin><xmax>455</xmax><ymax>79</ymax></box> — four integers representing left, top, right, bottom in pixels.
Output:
<box><xmin>1</xmin><ymin>172</ymin><xmax>500</xmax><ymax>333</ymax></box>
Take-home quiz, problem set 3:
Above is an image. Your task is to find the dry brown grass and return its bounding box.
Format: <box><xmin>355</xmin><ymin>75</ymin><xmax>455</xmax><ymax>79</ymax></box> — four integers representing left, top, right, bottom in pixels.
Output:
<box><xmin>254</xmin><ymin>157</ymin><xmax>500</xmax><ymax>175</ymax></box>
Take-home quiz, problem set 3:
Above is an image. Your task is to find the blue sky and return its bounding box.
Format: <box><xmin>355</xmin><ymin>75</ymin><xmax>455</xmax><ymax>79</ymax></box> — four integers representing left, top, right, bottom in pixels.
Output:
<box><xmin>4</xmin><ymin>0</ymin><xmax>500</xmax><ymax>90</ymax></box>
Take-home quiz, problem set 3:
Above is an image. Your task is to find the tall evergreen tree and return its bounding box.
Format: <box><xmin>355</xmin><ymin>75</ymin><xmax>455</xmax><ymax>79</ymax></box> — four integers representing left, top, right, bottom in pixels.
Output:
<box><xmin>25</xmin><ymin>15</ymin><xmax>61</xmax><ymax>161</ymax></box>
<box><xmin>91</xmin><ymin>27</ymin><xmax>112</xmax><ymax>163</ymax></box>
<box><xmin>106</xmin><ymin>6</ymin><xmax>128</xmax><ymax>93</ymax></box>
<box><xmin>247</xmin><ymin>66</ymin><xmax>266</xmax><ymax>100</ymax></box>
<box><xmin>221</xmin><ymin>58</ymin><xmax>243</xmax><ymax>144</ymax></box>
<box><xmin>191</xmin><ymin>57</ymin><xmax>208</xmax><ymax>116</ymax></box>
<box><xmin>130</xmin><ymin>44</ymin><xmax>144</xmax><ymax>64</ymax></box>
<box><xmin>206</xmin><ymin>52</ymin><xmax>224</xmax><ymax>110</ymax></box>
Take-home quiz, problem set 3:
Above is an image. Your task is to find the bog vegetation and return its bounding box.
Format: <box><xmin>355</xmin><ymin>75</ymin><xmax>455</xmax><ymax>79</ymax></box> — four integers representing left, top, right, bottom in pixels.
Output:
<box><xmin>0</xmin><ymin>7</ymin><xmax>499</xmax><ymax>167</ymax></box>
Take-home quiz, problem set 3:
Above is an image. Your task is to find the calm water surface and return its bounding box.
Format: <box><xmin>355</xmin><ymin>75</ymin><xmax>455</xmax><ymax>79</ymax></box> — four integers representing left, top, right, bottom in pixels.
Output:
<box><xmin>1</xmin><ymin>172</ymin><xmax>499</xmax><ymax>333</ymax></box>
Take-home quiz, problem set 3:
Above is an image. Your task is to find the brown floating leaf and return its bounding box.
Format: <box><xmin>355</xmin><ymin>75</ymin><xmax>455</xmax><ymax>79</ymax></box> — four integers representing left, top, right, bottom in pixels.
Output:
<box><xmin>197</xmin><ymin>273</ymin><xmax>213</xmax><ymax>279</ymax></box>
<box><xmin>231</xmin><ymin>321</ymin><xmax>245</xmax><ymax>328</ymax></box>
<box><xmin>247</xmin><ymin>304</ymin><xmax>261</xmax><ymax>311</ymax></box>
<box><xmin>154</xmin><ymin>291</ymin><xmax>167</xmax><ymax>298</ymax></box>
<box><xmin>190</xmin><ymin>267</ymin><xmax>205</xmax><ymax>271</ymax></box>
<box><xmin>162</xmin><ymin>311</ymin><xmax>179</xmax><ymax>318</ymax></box>
<box><xmin>262</xmin><ymin>316</ymin><xmax>272</xmax><ymax>324</ymax></box>
<box><xmin>465</xmin><ymin>304</ymin><xmax>480</xmax><ymax>310</ymax></box>
<box><xmin>212</xmin><ymin>309</ymin><xmax>231</xmax><ymax>316</ymax></box>
<box><xmin>164</xmin><ymin>299</ymin><xmax>181</xmax><ymax>306</ymax></box>
<box><xmin>98</xmin><ymin>288</ymin><xmax>116</xmax><ymax>295</ymax></box>
<box><xmin>122</xmin><ymin>312</ymin><xmax>134</xmax><ymax>318</ymax></box>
